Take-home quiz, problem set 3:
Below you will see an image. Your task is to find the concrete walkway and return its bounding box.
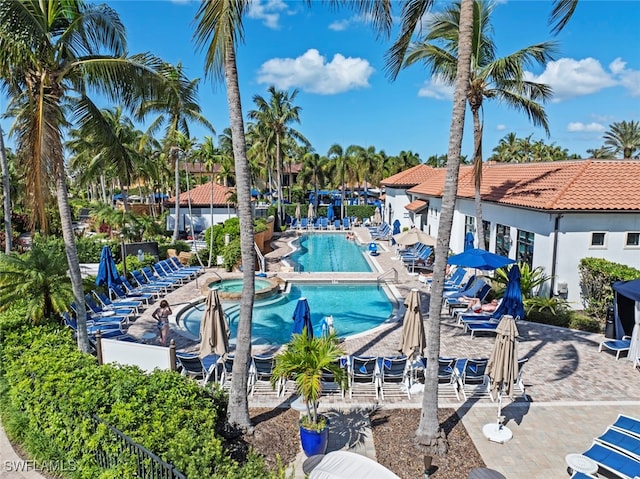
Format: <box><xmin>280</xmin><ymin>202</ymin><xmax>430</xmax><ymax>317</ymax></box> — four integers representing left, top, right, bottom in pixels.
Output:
<box><xmin>2</xmin><ymin>226</ymin><xmax>639</xmax><ymax>478</ymax></box>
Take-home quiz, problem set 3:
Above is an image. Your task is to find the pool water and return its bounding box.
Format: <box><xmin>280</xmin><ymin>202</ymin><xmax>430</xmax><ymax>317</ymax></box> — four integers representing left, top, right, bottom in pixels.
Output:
<box><xmin>287</xmin><ymin>233</ymin><xmax>373</xmax><ymax>272</ymax></box>
<box><xmin>181</xmin><ymin>282</ymin><xmax>394</xmax><ymax>345</ymax></box>
<box><xmin>212</xmin><ymin>278</ymin><xmax>273</xmax><ymax>293</ymax></box>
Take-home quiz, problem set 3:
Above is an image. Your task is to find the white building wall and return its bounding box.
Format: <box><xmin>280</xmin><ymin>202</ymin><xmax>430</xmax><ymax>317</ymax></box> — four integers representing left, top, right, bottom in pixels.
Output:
<box><xmin>167</xmin><ymin>206</ymin><xmax>238</xmax><ymax>233</ymax></box>
<box><xmin>385</xmin><ymin>187</ymin><xmax>414</xmax><ymax>230</ymax></box>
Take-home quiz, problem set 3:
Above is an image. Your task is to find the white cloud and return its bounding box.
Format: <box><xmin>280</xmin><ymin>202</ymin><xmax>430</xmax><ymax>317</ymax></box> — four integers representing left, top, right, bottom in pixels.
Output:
<box><xmin>567</xmin><ymin>122</ymin><xmax>605</xmax><ymax>133</ymax></box>
<box><xmin>257</xmin><ymin>49</ymin><xmax>374</xmax><ymax>95</ymax></box>
<box><xmin>525</xmin><ymin>56</ymin><xmax>640</xmax><ymax>101</ymax></box>
<box><xmin>328</xmin><ymin>19</ymin><xmax>350</xmax><ymax>31</ymax></box>
<box><xmin>496</xmin><ymin>124</ymin><xmax>507</xmax><ymax>131</ymax></box>
<box><xmin>417</xmin><ymin>75</ymin><xmax>454</xmax><ymax>100</ymax></box>
<box><xmin>247</xmin><ymin>0</ymin><xmax>289</xmax><ymax>29</ymax></box>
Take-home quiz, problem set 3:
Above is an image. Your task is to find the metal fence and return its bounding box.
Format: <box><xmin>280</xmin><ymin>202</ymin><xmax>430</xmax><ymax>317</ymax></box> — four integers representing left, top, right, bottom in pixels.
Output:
<box><xmin>90</xmin><ymin>415</ymin><xmax>187</xmax><ymax>479</ymax></box>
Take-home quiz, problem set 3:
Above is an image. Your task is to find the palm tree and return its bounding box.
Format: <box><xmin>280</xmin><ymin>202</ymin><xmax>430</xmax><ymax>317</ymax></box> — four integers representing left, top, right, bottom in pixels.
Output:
<box><xmin>603</xmin><ymin>120</ymin><xmax>640</xmax><ymax>159</ymax></box>
<box><xmin>0</xmin><ymin>0</ymin><xmax>165</xmax><ymax>352</ymax></box>
<box><xmin>193</xmin><ymin>0</ymin><xmax>255</xmax><ymax>432</ymax></box>
<box><xmin>327</xmin><ymin>144</ymin><xmax>351</xmax><ymax>219</ymax></box>
<box><xmin>137</xmin><ymin>62</ymin><xmax>215</xmax><ymax>241</ymax></box>
<box><xmin>0</xmin><ymin>241</ymin><xmax>75</xmax><ymax>323</ymax></box>
<box><xmin>298</xmin><ymin>152</ymin><xmax>328</xmax><ymax>209</ymax></box>
<box><xmin>248</xmin><ymin>86</ymin><xmax>309</xmax><ymax>227</ymax></box>
<box><xmin>404</xmin><ymin>0</ymin><xmax>555</xmax><ymax>249</ymax></box>
<box><xmin>0</xmin><ymin>125</ymin><xmax>11</xmax><ymax>253</ymax></box>
<box><xmin>586</xmin><ymin>146</ymin><xmax>614</xmax><ymax>159</ymax></box>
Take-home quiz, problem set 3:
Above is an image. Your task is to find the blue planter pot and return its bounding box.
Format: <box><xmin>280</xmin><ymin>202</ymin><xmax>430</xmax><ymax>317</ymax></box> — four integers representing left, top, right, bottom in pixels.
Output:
<box><xmin>299</xmin><ymin>418</ymin><xmax>330</xmax><ymax>457</ymax></box>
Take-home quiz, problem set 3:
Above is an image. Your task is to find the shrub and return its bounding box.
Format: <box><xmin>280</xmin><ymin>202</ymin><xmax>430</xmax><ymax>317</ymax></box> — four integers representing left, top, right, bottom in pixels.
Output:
<box><xmin>526</xmin><ymin>309</ymin><xmax>570</xmax><ymax>328</ymax></box>
<box><xmin>569</xmin><ymin>313</ymin><xmax>602</xmax><ymax>333</ymax></box>
<box><xmin>0</xmin><ymin>318</ymin><xmax>280</xmax><ymax>478</ymax></box>
<box><xmin>579</xmin><ymin>257</ymin><xmax>640</xmax><ymax>319</ymax></box>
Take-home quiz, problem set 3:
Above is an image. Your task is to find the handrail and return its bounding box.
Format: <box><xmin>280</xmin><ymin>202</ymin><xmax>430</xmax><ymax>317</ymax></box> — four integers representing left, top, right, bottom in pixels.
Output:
<box><xmin>377</xmin><ymin>268</ymin><xmax>398</xmax><ymax>285</ymax></box>
<box><xmin>209</xmin><ymin>270</ymin><xmax>223</xmax><ymax>283</ymax></box>
<box><xmin>254</xmin><ymin>242</ymin><xmax>266</xmax><ymax>273</ymax></box>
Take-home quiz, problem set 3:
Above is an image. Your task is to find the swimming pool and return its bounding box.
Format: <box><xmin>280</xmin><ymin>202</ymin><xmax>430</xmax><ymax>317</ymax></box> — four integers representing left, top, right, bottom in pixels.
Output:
<box><xmin>286</xmin><ymin>233</ymin><xmax>373</xmax><ymax>272</ymax></box>
<box><xmin>180</xmin><ymin>282</ymin><xmax>395</xmax><ymax>346</ymax></box>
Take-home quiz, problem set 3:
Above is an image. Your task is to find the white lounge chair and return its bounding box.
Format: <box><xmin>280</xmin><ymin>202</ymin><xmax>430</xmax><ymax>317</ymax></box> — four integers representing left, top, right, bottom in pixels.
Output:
<box><xmin>598</xmin><ymin>336</ymin><xmax>631</xmax><ymax>360</ymax></box>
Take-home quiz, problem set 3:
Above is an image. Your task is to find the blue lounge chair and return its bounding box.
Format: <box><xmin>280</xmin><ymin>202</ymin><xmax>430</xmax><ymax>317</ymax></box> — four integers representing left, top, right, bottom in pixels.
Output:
<box><xmin>93</xmin><ymin>290</ymin><xmax>142</xmax><ymax>314</ymax></box>
<box><xmin>595</xmin><ymin>426</ymin><xmax>640</xmax><ymax>461</ymax></box>
<box><xmin>342</xmin><ymin>217</ymin><xmax>351</xmax><ymax>230</ymax></box>
<box><xmin>84</xmin><ymin>294</ymin><xmax>135</xmax><ymax>323</ymax></box>
<box><xmin>131</xmin><ymin>270</ymin><xmax>170</xmax><ymax>295</ymax></box>
<box><xmin>443</xmin><ymin>278</ymin><xmax>489</xmax><ymax>303</ymax></box>
<box><xmin>142</xmin><ymin>266</ymin><xmax>180</xmax><ymax>288</ymax></box>
<box><xmin>378</xmin><ymin>356</ymin><xmax>410</xmax><ymax>400</ymax></box>
<box><xmin>612</xmin><ymin>414</ymin><xmax>640</xmax><ymax>439</ymax></box>
<box><xmin>167</xmin><ymin>256</ymin><xmax>203</xmax><ymax>276</ymax></box>
<box><xmin>581</xmin><ymin>441</ymin><xmax>640</xmax><ymax>479</ymax></box>
<box><xmin>598</xmin><ymin>336</ymin><xmax>632</xmax><ymax>360</ymax></box>
<box><xmin>455</xmin><ymin>358</ymin><xmax>490</xmax><ymax>400</ymax></box>
<box><xmin>250</xmin><ymin>354</ymin><xmax>280</xmax><ymax>396</ymax></box>
<box><xmin>111</xmin><ymin>282</ymin><xmax>155</xmax><ymax>304</ymax></box>
<box><xmin>348</xmin><ymin>356</ymin><xmax>379</xmax><ymax>399</ymax></box>
<box><xmin>176</xmin><ymin>353</ymin><xmax>218</xmax><ymax>385</ymax></box>
<box><xmin>333</xmin><ymin>219</ymin><xmax>341</xmax><ymax>230</ymax></box>
<box><xmin>465</xmin><ymin>317</ymin><xmax>502</xmax><ymax>338</ymax></box>
<box><xmin>300</xmin><ymin>217</ymin><xmax>308</xmax><ymax>229</ymax></box>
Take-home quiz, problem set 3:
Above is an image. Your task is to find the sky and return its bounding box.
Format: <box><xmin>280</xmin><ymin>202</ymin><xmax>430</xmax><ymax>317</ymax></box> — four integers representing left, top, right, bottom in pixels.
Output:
<box><xmin>2</xmin><ymin>0</ymin><xmax>640</xmax><ymax>161</ymax></box>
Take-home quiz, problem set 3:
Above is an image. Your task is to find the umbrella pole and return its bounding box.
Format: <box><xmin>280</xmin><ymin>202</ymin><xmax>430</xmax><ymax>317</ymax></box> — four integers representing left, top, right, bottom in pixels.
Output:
<box><xmin>482</xmin><ymin>382</ymin><xmax>513</xmax><ymax>443</ymax></box>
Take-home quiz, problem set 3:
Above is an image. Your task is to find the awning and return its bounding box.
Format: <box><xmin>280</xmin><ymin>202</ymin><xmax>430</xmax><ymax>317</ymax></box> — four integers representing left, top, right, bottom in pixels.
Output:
<box><xmin>404</xmin><ymin>199</ymin><xmax>428</xmax><ymax>213</ymax></box>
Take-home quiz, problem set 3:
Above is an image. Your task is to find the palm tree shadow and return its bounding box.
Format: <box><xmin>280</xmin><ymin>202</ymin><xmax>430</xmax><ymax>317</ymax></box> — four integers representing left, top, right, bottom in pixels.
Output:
<box><xmin>325</xmin><ymin>407</ymin><xmax>374</xmax><ymax>451</ymax></box>
<box><xmin>502</xmin><ymin>399</ymin><xmax>531</xmax><ymax>427</ymax></box>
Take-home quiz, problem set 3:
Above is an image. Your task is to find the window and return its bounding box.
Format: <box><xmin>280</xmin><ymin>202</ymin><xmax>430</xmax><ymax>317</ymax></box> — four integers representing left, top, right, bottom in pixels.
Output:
<box><xmin>495</xmin><ymin>224</ymin><xmax>511</xmax><ymax>257</ymax></box>
<box><xmin>626</xmin><ymin>232</ymin><xmax>640</xmax><ymax>247</ymax></box>
<box><xmin>516</xmin><ymin>230</ymin><xmax>535</xmax><ymax>267</ymax></box>
<box><xmin>464</xmin><ymin>216</ymin><xmax>475</xmax><ymax>235</ymax></box>
<box><xmin>482</xmin><ymin>220</ymin><xmax>491</xmax><ymax>251</ymax></box>
<box><xmin>591</xmin><ymin>232</ymin><xmax>606</xmax><ymax>247</ymax></box>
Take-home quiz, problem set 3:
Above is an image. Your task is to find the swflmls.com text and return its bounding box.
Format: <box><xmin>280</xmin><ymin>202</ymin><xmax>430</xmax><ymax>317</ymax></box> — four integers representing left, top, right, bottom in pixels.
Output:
<box><xmin>3</xmin><ymin>460</ymin><xmax>77</xmax><ymax>472</ymax></box>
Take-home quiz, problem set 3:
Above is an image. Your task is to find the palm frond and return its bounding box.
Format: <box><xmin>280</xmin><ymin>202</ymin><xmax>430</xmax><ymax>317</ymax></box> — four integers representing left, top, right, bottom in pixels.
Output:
<box><xmin>549</xmin><ymin>0</ymin><xmax>578</xmax><ymax>35</ymax></box>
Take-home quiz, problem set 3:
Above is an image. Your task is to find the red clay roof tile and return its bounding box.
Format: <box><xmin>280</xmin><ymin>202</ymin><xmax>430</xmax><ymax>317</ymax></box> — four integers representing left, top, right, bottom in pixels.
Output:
<box><xmin>167</xmin><ymin>182</ymin><xmax>235</xmax><ymax>207</ymax></box>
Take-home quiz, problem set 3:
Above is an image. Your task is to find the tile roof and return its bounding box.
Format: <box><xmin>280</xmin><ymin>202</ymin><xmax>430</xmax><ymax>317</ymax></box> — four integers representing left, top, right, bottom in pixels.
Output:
<box><xmin>167</xmin><ymin>182</ymin><xmax>235</xmax><ymax>207</ymax></box>
<box><xmin>381</xmin><ymin>164</ymin><xmax>437</xmax><ymax>187</ymax></box>
<box><xmin>406</xmin><ymin>160</ymin><xmax>640</xmax><ymax>211</ymax></box>
<box><xmin>405</xmin><ymin>199</ymin><xmax>428</xmax><ymax>212</ymax></box>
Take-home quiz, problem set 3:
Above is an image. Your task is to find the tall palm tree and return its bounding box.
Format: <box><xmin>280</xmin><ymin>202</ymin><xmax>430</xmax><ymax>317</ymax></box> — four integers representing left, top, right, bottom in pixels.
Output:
<box><xmin>603</xmin><ymin>120</ymin><xmax>640</xmax><ymax>159</ymax></box>
<box><xmin>586</xmin><ymin>146</ymin><xmax>614</xmax><ymax>159</ymax></box>
<box><xmin>404</xmin><ymin>0</ymin><xmax>555</xmax><ymax>249</ymax></box>
<box><xmin>137</xmin><ymin>62</ymin><xmax>215</xmax><ymax>241</ymax></box>
<box><xmin>327</xmin><ymin>144</ymin><xmax>350</xmax><ymax>219</ymax></box>
<box><xmin>1</xmin><ymin>125</ymin><xmax>11</xmax><ymax>253</ymax></box>
<box><xmin>248</xmin><ymin>86</ymin><xmax>309</xmax><ymax>227</ymax></box>
<box><xmin>298</xmin><ymin>152</ymin><xmax>328</xmax><ymax>208</ymax></box>
<box><xmin>0</xmin><ymin>0</ymin><xmax>164</xmax><ymax>352</ymax></box>
<box><xmin>194</xmin><ymin>0</ymin><xmax>255</xmax><ymax>431</ymax></box>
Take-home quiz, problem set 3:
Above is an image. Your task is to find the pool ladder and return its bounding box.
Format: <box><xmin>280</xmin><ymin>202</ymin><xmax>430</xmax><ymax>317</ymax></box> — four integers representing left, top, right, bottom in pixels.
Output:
<box><xmin>376</xmin><ymin>268</ymin><xmax>399</xmax><ymax>286</ymax></box>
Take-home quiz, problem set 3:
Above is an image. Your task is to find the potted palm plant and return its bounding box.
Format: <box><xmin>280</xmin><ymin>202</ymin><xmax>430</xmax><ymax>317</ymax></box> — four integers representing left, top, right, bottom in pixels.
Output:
<box><xmin>271</xmin><ymin>328</ymin><xmax>348</xmax><ymax>456</ymax></box>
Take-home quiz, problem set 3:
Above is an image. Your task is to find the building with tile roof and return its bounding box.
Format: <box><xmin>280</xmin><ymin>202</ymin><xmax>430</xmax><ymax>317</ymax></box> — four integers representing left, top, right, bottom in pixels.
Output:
<box><xmin>165</xmin><ymin>181</ymin><xmax>239</xmax><ymax>234</ymax></box>
<box><xmin>383</xmin><ymin>160</ymin><xmax>640</xmax><ymax>308</ymax></box>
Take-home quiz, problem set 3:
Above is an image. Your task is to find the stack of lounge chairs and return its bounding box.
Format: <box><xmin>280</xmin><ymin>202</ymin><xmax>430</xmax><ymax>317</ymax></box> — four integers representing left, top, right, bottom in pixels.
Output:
<box><xmin>569</xmin><ymin>414</ymin><xmax>640</xmax><ymax>478</ymax></box>
<box><xmin>369</xmin><ymin>222</ymin><xmax>391</xmax><ymax>240</ymax></box>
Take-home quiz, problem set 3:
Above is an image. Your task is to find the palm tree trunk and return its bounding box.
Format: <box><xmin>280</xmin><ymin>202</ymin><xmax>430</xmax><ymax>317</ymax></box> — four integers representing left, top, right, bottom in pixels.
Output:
<box><xmin>415</xmin><ymin>0</ymin><xmax>474</xmax><ymax>454</ymax></box>
<box><xmin>56</xmin><ymin>166</ymin><xmax>90</xmax><ymax>352</ymax></box>
<box><xmin>208</xmin><ymin>173</ymin><xmax>214</xmax><ymax>268</ymax></box>
<box><xmin>224</xmin><ymin>39</ymin><xmax>254</xmax><ymax>431</ymax></box>
<box><xmin>1</xmin><ymin>125</ymin><xmax>12</xmax><ymax>253</ymax></box>
<box><xmin>275</xmin><ymin>136</ymin><xmax>283</xmax><ymax>228</ymax></box>
<box><xmin>173</xmin><ymin>149</ymin><xmax>181</xmax><ymax>242</ymax></box>
<box><xmin>472</xmin><ymin>108</ymin><xmax>485</xmax><ymax>249</ymax></box>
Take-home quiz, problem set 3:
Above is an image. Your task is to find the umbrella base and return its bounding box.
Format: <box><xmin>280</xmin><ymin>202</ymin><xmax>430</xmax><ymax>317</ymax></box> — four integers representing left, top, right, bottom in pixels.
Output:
<box><xmin>482</xmin><ymin>423</ymin><xmax>513</xmax><ymax>443</ymax></box>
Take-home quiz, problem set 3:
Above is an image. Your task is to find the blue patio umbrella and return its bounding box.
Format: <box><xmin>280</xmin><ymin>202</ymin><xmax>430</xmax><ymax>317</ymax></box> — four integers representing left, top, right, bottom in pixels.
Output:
<box><xmin>392</xmin><ymin>220</ymin><xmax>401</xmax><ymax>235</ymax></box>
<box><xmin>492</xmin><ymin>264</ymin><xmax>526</xmax><ymax>320</ymax></box>
<box><xmin>292</xmin><ymin>297</ymin><xmax>313</xmax><ymax>339</ymax></box>
<box><xmin>327</xmin><ymin>203</ymin><xmax>335</xmax><ymax>221</ymax></box>
<box><xmin>95</xmin><ymin>246</ymin><xmax>121</xmax><ymax>289</ymax></box>
<box><xmin>464</xmin><ymin>231</ymin><xmax>475</xmax><ymax>251</ymax></box>
<box><xmin>448</xmin><ymin>248</ymin><xmax>515</xmax><ymax>271</ymax></box>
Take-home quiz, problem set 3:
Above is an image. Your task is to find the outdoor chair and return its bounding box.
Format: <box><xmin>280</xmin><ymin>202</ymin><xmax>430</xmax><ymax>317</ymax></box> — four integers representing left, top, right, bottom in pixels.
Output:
<box><xmin>131</xmin><ymin>270</ymin><xmax>170</xmax><ymax>295</ymax></box>
<box><xmin>413</xmin><ymin>356</ymin><xmax>460</xmax><ymax>400</ymax></box>
<box><xmin>445</xmin><ymin>283</ymin><xmax>492</xmax><ymax>315</ymax></box>
<box><xmin>348</xmin><ymin>356</ymin><xmax>379</xmax><ymax>399</ymax></box>
<box><xmin>513</xmin><ymin>357</ymin><xmax>529</xmax><ymax>400</ymax></box>
<box><xmin>84</xmin><ymin>294</ymin><xmax>135</xmax><ymax>323</ymax></box>
<box><xmin>455</xmin><ymin>358</ymin><xmax>491</xmax><ymax>400</ymax></box>
<box><xmin>598</xmin><ymin>336</ymin><xmax>632</xmax><ymax>360</ymax></box>
<box><xmin>161</xmin><ymin>259</ymin><xmax>197</xmax><ymax>280</ymax></box>
<box><xmin>141</xmin><ymin>266</ymin><xmax>179</xmax><ymax>289</ymax></box>
<box><xmin>93</xmin><ymin>290</ymin><xmax>142</xmax><ymax>314</ymax></box>
<box><xmin>250</xmin><ymin>354</ymin><xmax>280</xmax><ymax>396</ymax></box>
<box><xmin>119</xmin><ymin>275</ymin><xmax>163</xmax><ymax>299</ymax></box>
<box><xmin>378</xmin><ymin>356</ymin><xmax>411</xmax><ymax>400</ymax></box>
<box><xmin>318</xmin><ymin>359</ymin><xmax>348</xmax><ymax>399</ymax></box>
<box><xmin>333</xmin><ymin>219</ymin><xmax>341</xmax><ymax>230</ymax></box>
<box><xmin>342</xmin><ymin>217</ymin><xmax>351</xmax><ymax>230</ymax></box>
<box><xmin>580</xmin><ymin>441</ymin><xmax>640</xmax><ymax>479</ymax></box>
<box><xmin>62</xmin><ymin>312</ymin><xmax>125</xmax><ymax>338</ymax></box>
<box><xmin>167</xmin><ymin>255</ymin><xmax>204</xmax><ymax>276</ymax></box>
<box><xmin>442</xmin><ymin>278</ymin><xmax>489</xmax><ymax>304</ymax></box>
<box><xmin>153</xmin><ymin>262</ymin><xmax>190</xmax><ymax>284</ymax></box>
<box><xmin>176</xmin><ymin>354</ymin><xmax>217</xmax><ymax>385</ymax></box>
<box><xmin>611</xmin><ymin>414</ymin><xmax>640</xmax><ymax>439</ymax></box>
<box><xmin>595</xmin><ymin>426</ymin><xmax>640</xmax><ymax>461</ymax></box>
<box><xmin>465</xmin><ymin>318</ymin><xmax>501</xmax><ymax>338</ymax></box>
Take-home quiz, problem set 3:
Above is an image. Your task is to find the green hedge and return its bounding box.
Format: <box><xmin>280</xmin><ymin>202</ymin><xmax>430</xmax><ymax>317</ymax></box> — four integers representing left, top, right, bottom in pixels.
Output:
<box><xmin>0</xmin><ymin>313</ymin><xmax>281</xmax><ymax>478</ymax></box>
<box><xmin>579</xmin><ymin>257</ymin><xmax>640</xmax><ymax>319</ymax></box>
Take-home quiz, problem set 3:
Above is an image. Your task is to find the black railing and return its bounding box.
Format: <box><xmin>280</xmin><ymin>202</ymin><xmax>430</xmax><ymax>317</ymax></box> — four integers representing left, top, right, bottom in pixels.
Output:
<box><xmin>90</xmin><ymin>415</ymin><xmax>187</xmax><ymax>479</ymax></box>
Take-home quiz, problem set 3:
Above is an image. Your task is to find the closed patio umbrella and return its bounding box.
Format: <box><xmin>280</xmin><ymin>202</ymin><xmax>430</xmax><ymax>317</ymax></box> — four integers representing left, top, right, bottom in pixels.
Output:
<box><xmin>483</xmin><ymin>314</ymin><xmax>519</xmax><ymax>443</ymax></box>
<box><xmin>492</xmin><ymin>264</ymin><xmax>525</xmax><ymax>320</ymax></box>
<box><xmin>373</xmin><ymin>207</ymin><xmax>382</xmax><ymax>225</ymax></box>
<box><xmin>399</xmin><ymin>289</ymin><xmax>426</xmax><ymax>359</ymax></box>
<box><xmin>96</xmin><ymin>245</ymin><xmax>121</xmax><ymax>289</ymax></box>
<box><xmin>392</xmin><ymin>220</ymin><xmax>401</xmax><ymax>235</ymax></box>
<box><xmin>464</xmin><ymin>231</ymin><xmax>475</xmax><ymax>251</ymax></box>
<box><xmin>199</xmin><ymin>288</ymin><xmax>229</xmax><ymax>358</ymax></box>
<box><xmin>327</xmin><ymin>203</ymin><xmax>335</xmax><ymax>221</ymax></box>
<box><xmin>295</xmin><ymin>203</ymin><xmax>301</xmax><ymax>222</ymax></box>
<box><xmin>308</xmin><ymin>203</ymin><xmax>315</xmax><ymax>221</ymax></box>
<box><xmin>292</xmin><ymin>297</ymin><xmax>313</xmax><ymax>339</ymax></box>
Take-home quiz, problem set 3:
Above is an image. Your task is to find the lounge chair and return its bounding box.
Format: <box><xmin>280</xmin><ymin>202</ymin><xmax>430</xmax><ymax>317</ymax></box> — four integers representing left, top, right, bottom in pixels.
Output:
<box><xmin>595</xmin><ymin>426</ymin><xmax>640</xmax><ymax>461</ymax></box>
<box><xmin>153</xmin><ymin>261</ymin><xmax>191</xmax><ymax>283</ymax></box>
<box><xmin>93</xmin><ymin>290</ymin><xmax>143</xmax><ymax>314</ymax></box>
<box><xmin>119</xmin><ymin>275</ymin><xmax>163</xmax><ymax>299</ymax></box>
<box><xmin>612</xmin><ymin>414</ymin><xmax>640</xmax><ymax>439</ymax></box>
<box><xmin>142</xmin><ymin>266</ymin><xmax>180</xmax><ymax>288</ymax></box>
<box><xmin>342</xmin><ymin>217</ymin><xmax>351</xmax><ymax>230</ymax></box>
<box><xmin>465</xmin><ymin>318</ymin><xmax>502</xmax><ymax>338</ymax></box>
<box><xmin>176</xmin><ymin>353</ymin><xmax>218</xmax><ymax>385</ymax></box>
<box><xmin>580</xmin><ymin>441</ymin><xmax>640</xmax><ymax>479</ymax></box>
<box><xmin>84</xmin><ymin>294</ymin><xmax>135</xmax><ymax>323</ymax></box>
<box><xmin>442</xmin><ymin>279</ymin><xmax>489</xmax><ymax>304</ymax></box>
<box><xmin>455</xmin><ymin>358</ymin><xmax>491</xmax><ymax>400</ymax></box>
<box><xmin>413</xmin><ymin>357</ymin><xmax>460</xmax><ymax>400</ymax></box>
<box><xmin>167</xmin><ymin>255</ymin><xmax>204</xmax><ymax>276</ymax></box>
<box><xmin>111</xmin><ymin>283</ymin><xmax>154</xmax><ymax>305</ymax></box>
<box><xmin>333</xmin><ymin>219</ymin><xmax>341</xmax><ymax>230</ymax></box>
<box><xmin>348</xmin><ymin>356</ymin><xmax>379</xmax><ymax>399</ymax></box>
<box><xmin>319</xmin><ymin>359</ymin><xmax>348</xmax><ymax>399</ymax></box>
<box><xmin>131</xmin><ymin>270</ymin><xmax>170</xmax><ymax>295</ymax></box>
<box><xmin>569</xmin><ymin>473</ymin><xmax>599</xmax><ymax>479</ymax></box>
<box><xmin>598</xmin><ymin>336</ymin><xmax>632</xmax><ymax>360</ymax></box>
<box><xmin>378</xmin><ymin>356</ymin><xmax>411</xmax><ymax>400</ymax></box>
<box><xmin>446</xmin><ymin>283</ymin><xmax>492</xmax><ymax>315</ymax></box>
<box><xmin>513</xmin><ymin>357</ymin><xmax>529</xmax><ymax>400</ymax></box>
<box><xmin>250</xmin><ymin>354</ymin><xmax>280</xmax><ymax>396</ymax></box>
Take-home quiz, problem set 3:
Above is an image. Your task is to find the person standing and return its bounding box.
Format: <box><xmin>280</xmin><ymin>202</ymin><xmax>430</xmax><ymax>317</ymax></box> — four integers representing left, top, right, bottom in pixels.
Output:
<box><xmin>152</xmin><ymin>300</ymin><xmax>172</xmax><ymax>346</ymax></box>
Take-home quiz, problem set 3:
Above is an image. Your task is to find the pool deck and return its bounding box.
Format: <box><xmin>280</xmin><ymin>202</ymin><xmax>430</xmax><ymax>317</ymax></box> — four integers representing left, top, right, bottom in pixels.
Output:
<box><xmin>3</xmin><ymin>227</ymin><xmax>637</xmax><ymax>478</ymax></box>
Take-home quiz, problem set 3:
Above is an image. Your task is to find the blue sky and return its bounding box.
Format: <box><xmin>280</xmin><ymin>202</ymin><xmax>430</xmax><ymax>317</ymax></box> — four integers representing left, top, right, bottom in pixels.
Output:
<box><xmin>3</xmin><ymin>1</ymin><xmax>640</xmax><ymax>160</ymax></box>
